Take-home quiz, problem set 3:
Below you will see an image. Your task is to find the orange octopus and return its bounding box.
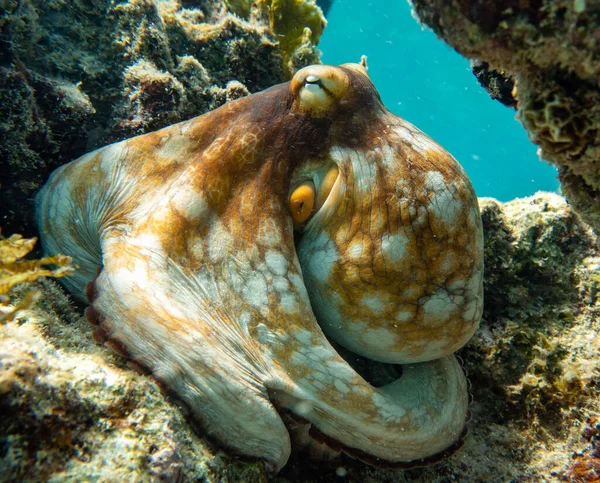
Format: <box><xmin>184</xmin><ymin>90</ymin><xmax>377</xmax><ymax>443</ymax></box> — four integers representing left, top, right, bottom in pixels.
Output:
<box><xmin>36</xmin><ymin>62</ymin><xmax>484</xmax><ymax>472</ymax></box>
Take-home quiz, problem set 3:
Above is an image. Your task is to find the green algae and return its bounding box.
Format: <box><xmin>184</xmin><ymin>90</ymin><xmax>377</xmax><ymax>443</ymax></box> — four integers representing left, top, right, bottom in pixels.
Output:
<box><xmin>225</xmin><ymin>0</ymin><xmax>325</xmax><ymax>77</ymax></box>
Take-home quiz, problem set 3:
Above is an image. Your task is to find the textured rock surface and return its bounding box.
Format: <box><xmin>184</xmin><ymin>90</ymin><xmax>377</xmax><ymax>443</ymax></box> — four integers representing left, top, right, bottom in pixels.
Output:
<box><xmin>0</xmin><ymin>0</ymin><xmax>322</xmax><ymax>236</ymax></box>
<box><xmin>410</xmin><ymin>0</ymin><xmax>600</xmax><ymax>232</ymax></box>
<box><xmin>2</xmin><ymin>192</ymin><xmax>598</xmax><ymax>481</ymax></box>
<box><xmin>0</xmin><ymin>282</ymin><xmax>270</xmax><ymax>482</ymax></box>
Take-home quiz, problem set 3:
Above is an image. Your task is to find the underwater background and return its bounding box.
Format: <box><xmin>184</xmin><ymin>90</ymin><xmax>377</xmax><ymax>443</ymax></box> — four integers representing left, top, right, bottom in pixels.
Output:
<box><xmin>1</xmin><ymin>0</ymin><xmax>599</xmax><ymax>481</ymax></box>
<box><xmin>320</xmin><ymin>0</ymin><xmax>560</xmax><ymax>201</ymax></box>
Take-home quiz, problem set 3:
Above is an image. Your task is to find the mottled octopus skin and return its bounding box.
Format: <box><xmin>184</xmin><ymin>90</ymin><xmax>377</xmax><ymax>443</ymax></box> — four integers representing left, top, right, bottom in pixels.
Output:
<box><xmin>35</xmin><ymin>63</ymin><xmax>484</xmax><ymax>472</ymax></box>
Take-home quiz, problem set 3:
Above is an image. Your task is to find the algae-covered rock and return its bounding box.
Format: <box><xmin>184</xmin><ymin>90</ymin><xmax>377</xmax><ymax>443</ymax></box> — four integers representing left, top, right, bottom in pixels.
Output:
<box><xmin>224</xmin><ymin>0</ymin><xmax>326</xmax><ymax>77</ymax></box>
<box><xmin>0</xmin><ymin>0</ymin><xmax>322</xmax><ymax>237</ymax></box>
<box><xmin>410</xmin><ymin>0</ymin><xmax>600</xmax><ymax>232</ymax></box>
<box><xmin>2</xmin><ymin>193</ymin><xmax>598</xmax><ymax>482</ymax></box>
<box><xmin>0</xmin><ymin>281</ymin><xmax>270</xmax><ymax>482</ymax></box>
<box><xmin>254</xmin><ymin>0</ymin><xmax>326</xmax><ymax>76</ymax></box>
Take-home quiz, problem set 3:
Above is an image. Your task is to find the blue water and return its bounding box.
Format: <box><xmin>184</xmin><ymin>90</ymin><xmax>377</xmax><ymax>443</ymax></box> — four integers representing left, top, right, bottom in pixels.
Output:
<box><xmin>319</xmin><ymin>0</ymin><xmax>560</xmax><ymax>201</ymax></box>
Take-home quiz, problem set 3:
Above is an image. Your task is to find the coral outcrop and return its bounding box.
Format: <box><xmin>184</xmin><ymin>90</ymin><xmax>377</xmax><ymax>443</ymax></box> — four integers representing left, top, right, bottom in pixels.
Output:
<box><xmin>0</xmin><ymin>0</ymin><xmax>323</xmax><ymax>236</ymax></box>
<box><xmin>410</xmin><ymin>0</ymin><xmax>600</xmax><ymax>232</ymax></box>
<box><xmin>2</xmin><ymin>192</ymin><xmax>598</xmax><ymax>481</ymax></box>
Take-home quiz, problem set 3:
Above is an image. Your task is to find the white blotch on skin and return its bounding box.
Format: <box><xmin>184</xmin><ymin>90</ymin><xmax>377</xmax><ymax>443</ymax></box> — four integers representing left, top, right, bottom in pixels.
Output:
<box><xmin>334</xmin><ymin>379</ymin><xmax>349</xmax><ymax>393</ymax></box>
<box><xmin>381</xmin><ymin>233</ymin><xmax>408</xmax><ymax>265</ymax></box>
<box><xmin>313</xmin><ymin>371</ymin><xmax>329</xmax><ymax>384</ymax></box>
<box><xmin>395</xmin><ymin>310</ymin><xmax>413</xmax><ymax>323</ymax></box>
<box><xmin>425</xmin><ymin>172</ymin><xmax>462</xmax><ymax>225</ymax></box>
<box><xmin>422</xmin><ymin>289</ymin><xmax>453</xmax><ymax>323</ymax></box>
<box><xmin>129</xmin><ymin>232</ymin><xmax>164</xmax><ymax>254</ymax></box>
<box><xmin>158</xmin><ymin>135</ymin><xmax>189</xmax><ymax>160</ymax></box>
<box><xmin>272</xmin><ymin>276</ymin><xmax>289</xmax><ymax>293</ymax></box>
<box><xmin>361</xmin><ymin>326</ymin><xmax>396</xmax><ymax>351</ymax></box>
<box><xmin>280</xmin><ymin>292</ymin><xmax>299</xmax><ymax>313</ymax></box>
<box><xmin>265</xmin><ymin>250</ymin><xmax>288</xmax><ymax>276</ymax></box>
<box><xmin>170</xmin><ymin>184</ymin><xmax>210</xmax><ymax>222</ymax></box>
<box><xmin>362</xmin><ymin>294</ymin><xmax>387</xmax><ymax>316</ymax></box>
<box><xmin>303</xmin><ymin>232</ymin><xmax>338</xmax><ymax>283</ymax></box>
<box><xmin>425</xmin><ymin>171</ymin><xmax>446</xmax><ymax>192</ymax></box>
<box><xmin>208</xmin><ymin>223</ymin><xmax>234</xmax><ymax>263</ymax></box>
<box><xmin>243</xmin><ymin>273</ymin><xmax>269</xmax><ymax>307</ymax></box>
<box><xmin>375</xmin><ymin>143</ymin><xmax>399</xmax><ymax>171</ymax></box>
<box><xmin>439</xmin><ymin>252</ymin><xmax>456</xmax><ymax>273</ymax></box>
<box><xmin>295</xmin><ymin>330</ymin><xmax>313</xmax><ymax>346</ymax></box>
<box><xmin>348</xmin><ymin>242</ymin><xmax>363</xmax><ymax>259</ymax></box>
<box><xmin>448</xmin><ymin>278</ymin><xmax>466</xmax><ymax>291</ymax></box>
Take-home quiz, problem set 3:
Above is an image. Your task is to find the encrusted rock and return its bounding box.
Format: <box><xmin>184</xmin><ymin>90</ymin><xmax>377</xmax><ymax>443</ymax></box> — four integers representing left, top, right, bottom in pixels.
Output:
<box><xmin>410</xmin><ymin>0</ymin><xmax>600</xmax><ymax>232</ymax></box>
<box><xmin>0</xmin><ymin>0</ymin><xmax>322</xmax><ymax>236</ymax></box>
<box><xmin>0</xmin><ymin>281</ymin><xmax>269</xmax><ymax>482</ymax></box>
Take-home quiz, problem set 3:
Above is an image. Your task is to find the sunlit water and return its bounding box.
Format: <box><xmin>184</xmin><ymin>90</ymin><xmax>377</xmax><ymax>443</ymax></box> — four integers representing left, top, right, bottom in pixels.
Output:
<box><xmin>319</xmin><ymin>0</ymin><xmax>560</xmax><ymax>201</ymax></box>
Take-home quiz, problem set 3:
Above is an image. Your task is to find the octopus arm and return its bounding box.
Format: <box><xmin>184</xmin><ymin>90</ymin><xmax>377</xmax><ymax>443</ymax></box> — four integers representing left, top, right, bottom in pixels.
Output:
<box><xmin>267</xmin><ymin>338</ymin><xmax>469</xmax><ymax>466</ymax></box>
<box><xmin>85</xmin><ymin>233</ymin><xmax>293</xmax><ymax>471</ymax></box>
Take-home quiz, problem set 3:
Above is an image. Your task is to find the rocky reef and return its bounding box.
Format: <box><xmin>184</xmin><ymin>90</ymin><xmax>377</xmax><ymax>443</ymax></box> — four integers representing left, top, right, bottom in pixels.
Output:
<box><xmin>1</xmin><ymin>192</ymin><xmax>598</xmax><ymax>482</ymax></box>
<box><xmin>0</xmin><ymin>0</ymin><xmax>323</xmax><ymax>236</ymax></box>
<box><xmin>410</xmin><ymin>0</ymin><xmax>600</xmax><ymax>233</ymax></box>
<box><xmin>2</xmin><ymin>0</ymin><xmax>599</xmax><ymax>480</ymax></box>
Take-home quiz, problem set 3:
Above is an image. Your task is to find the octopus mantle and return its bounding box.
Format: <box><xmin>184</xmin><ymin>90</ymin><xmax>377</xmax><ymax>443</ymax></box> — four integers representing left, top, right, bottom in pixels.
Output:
<box><xmin>35</xmin><ymin>63</ymin><xmax>484</xmax><ymax>472</ymax></box>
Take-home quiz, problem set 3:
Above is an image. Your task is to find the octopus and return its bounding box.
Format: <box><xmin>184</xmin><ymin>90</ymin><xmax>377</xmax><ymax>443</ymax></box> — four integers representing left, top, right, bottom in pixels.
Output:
<box><xmin>35</xmin><ymin>62</ymin><xmax>484</xmax><ymax>472</ymax></box>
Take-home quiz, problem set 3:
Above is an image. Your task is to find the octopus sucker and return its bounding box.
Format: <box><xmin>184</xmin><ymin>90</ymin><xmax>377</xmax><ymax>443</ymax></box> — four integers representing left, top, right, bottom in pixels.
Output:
<box><xmin>35</xmin><ymin>62</ymin><xmax>483</xmax><ymax>473</ymax></box>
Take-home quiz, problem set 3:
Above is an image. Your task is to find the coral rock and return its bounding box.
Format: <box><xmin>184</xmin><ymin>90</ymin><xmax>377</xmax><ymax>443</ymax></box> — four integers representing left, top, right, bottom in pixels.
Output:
<box><xmin>411</xmin><ymin>0</ymin><xmax>600</xmax><ymax>232</ymax></box>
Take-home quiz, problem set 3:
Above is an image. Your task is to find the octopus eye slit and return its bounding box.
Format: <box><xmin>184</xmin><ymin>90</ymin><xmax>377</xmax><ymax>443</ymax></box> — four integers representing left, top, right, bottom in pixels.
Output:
<box><xmin>305</xmin><ymin>75</ymin><xmax>321</xmax><ymax>85</ymax></box>
<box><xmin>304</xmin><ymin>75</ymin><xmax>323</xmax><ymax>93</ymax></box>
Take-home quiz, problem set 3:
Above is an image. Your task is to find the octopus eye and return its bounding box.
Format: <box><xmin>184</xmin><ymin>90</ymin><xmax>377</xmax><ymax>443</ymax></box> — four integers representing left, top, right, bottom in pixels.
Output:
<box><xmin>300</xmin><ymin>76</ymin><xmax>328</xmax><ymax>111</ymax></box>
<box><xmin>289</xmin><ymin>164</ymin><xmax>340</xmax><ymax>231</ymax></box>
<box><xmin>304</xmin><ymin>75</ymin><xmax>323</xmax><ymax>93</ymax></box>
<box><xmin>292</xmin><ymin>65</ymin><xmax>351</xmax><ymax>116</ymax></box>
<box><xmin>290</xmin><ymin>182</ymin><xmax>316</xmax><ymax>226</ymax></box>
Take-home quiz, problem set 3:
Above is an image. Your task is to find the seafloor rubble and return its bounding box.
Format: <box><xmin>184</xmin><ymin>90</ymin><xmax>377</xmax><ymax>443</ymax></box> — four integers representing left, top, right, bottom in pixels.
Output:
<box><xmin>410</xmin><ymin>0</ymin><xmax>600</xmax><ymax>233</ymax></box>
<box><xmin>0</xmin><ymin>0</ymin><xmax>323</xmax><ymax>236</ymax></box>
<box><xmin>1</xmin><ymin>192</ymin><xmax>598</xmax><ymax>482</ymax></box>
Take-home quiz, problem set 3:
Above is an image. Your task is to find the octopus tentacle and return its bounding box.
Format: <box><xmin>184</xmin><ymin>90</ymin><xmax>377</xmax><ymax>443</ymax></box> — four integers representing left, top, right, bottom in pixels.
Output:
<box><xmin>85</xmin><ymin>236</ymin><xmax>293</xmax><ymax>471</ymax></box>
<box><xmin>267</xmin><ymin>344</ymin><xmax>468</xmax><ymax>464</ymax></box>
